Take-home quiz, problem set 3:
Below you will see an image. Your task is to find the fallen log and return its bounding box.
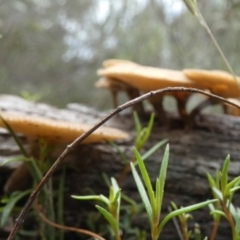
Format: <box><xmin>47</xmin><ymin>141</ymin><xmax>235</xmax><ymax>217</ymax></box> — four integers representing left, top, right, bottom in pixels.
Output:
<box><xmin>0</xmin><ymin>94</ymin><xmax>240</xmax><ymax>239</ymax></box>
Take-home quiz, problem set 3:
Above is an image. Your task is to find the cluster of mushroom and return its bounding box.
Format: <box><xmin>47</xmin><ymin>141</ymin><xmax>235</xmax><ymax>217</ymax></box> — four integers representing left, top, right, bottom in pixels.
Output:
<box><xmin>96</xmin><ymin>59</ymin><xmax>240</xmax><ymax>124</ymax></box>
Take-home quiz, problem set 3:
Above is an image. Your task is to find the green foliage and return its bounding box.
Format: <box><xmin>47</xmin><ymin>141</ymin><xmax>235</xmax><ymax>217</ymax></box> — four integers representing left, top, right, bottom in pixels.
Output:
<box><xmin>0</xmin><ymin>117</ymin><xmax>60</xmax><ymax>239</ymax></box>
<box><xmin>20</xmin><ymin>91</ymin><xmax>41</xmax><ymax>102</ymax></box>
<box><xmin>207</xmin><ymin>155</ymin><xmax>240</xmax><ymax>240</ymax></box>
<box><xmin>131</xmin><ymin>144</ymin><xmax>217</xmax><ymax>240</ymax></box>
<box><xmin>72</xmin><ymin>177</ymin><xmax>122</xmax><ymax>240</ymax></box>
<box><xmin>0</xmin><ymin>190</ymin><xmax>32</xmax><ymax>227</ymax></box>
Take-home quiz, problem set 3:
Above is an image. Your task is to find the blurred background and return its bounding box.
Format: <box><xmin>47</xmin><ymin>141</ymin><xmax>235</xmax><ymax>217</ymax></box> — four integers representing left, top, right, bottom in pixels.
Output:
<box><xmin>1</xmin><ymin>0</ymin><xmax>239</xmax><ymax>110</ymax></box>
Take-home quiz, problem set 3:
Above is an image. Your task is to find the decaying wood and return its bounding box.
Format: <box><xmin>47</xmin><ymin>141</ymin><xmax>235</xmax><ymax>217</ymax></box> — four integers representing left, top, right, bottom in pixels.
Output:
<box><xmin>1</xmin><ymin>95</ymin><xmax>240</xmax><ymax>240</ymax></box>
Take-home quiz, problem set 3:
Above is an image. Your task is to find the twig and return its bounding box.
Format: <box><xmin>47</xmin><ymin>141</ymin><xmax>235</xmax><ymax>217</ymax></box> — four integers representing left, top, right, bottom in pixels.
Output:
<box><xmin>7</xmin><ymin>87</ymin><xmax>240</xmax><ymax>239</ymax></box>
<box><xmin>34</xmin><ymin>200</ymin><xmax>105</xmax><ymax>240</ymax></box>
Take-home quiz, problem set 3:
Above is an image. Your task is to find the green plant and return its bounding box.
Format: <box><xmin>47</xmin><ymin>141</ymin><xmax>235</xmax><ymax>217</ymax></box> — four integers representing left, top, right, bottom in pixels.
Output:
<box><xmin>0</xmin><ymin>115</ymin><xmax>57</xmax><ymax>239</ymax></box>
<box><xmin>131</xmin><ymin>144</ymin><xmax>217</xmax><ymax>240</ymax></box>
<box><xmin>115</xmin><ymin>112</ymin><xmax>168</xmax><ymax>185</ymax></box>
<box><xmin>207</xmin><ymin>155</ymin><xmax>240</xmax><ymax>240</ymax></box>
<box><xmin>72</xmin><ymin>177</ymin><xmax>122</xmax><ymax>240</ymax></box>
<box><xmin>20</xmin><ymin>91</ymin><xmax>41</xmax><ymax>102</ymax></box>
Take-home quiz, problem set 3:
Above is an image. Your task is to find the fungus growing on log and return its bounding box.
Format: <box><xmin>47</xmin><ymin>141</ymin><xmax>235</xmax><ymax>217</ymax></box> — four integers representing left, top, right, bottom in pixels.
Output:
<box><xmin>0</xmin><ymin>111</ymin><xmax>129</xmax><ymax>193</ymax></box>
<box><xmin>98</xmin><ymin>64</ymin><xmax>201</xmax><ymax>92</ymax></box>
<box><xmin>95</xmin><ymin>77</ymin><xmax>145</xmax><ymax>114</ymax></box>
<box><xmin>184</xmin><ymin>69</ymin><xmax>240</xmax><ymax>118</ymax></box>
<box><xmin>183</xmin><ymin>69</ymin><xmax>240</xmax><ymax>98</ymax></box>
<box><xmin>0</xmin><ymin>112</ymin><xmax>129</xmax><ymax>144</ymax></box>
<box><xmin>102</xmin><ymin>59</ymin><xmax>138</xmax><ymax>68</ymax></box>
<box><xmin>97</xmin><ymin>61</ymin><xmax>204</xmax><ymax>124</ymax></box>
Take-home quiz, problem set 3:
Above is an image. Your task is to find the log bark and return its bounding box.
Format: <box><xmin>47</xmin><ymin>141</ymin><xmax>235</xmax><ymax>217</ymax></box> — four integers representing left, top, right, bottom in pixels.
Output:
<box><xmin>1</xmin><ymin>95</ymin><xmax>240</xmax><ymax>240</ymax></box>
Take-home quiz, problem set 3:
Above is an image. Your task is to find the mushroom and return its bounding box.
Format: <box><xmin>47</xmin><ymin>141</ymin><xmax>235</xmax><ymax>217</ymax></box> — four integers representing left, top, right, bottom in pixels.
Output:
<box><xmin>97</xmin><ymin>61</ymin><xmax>204</xmax><ymax>124</ymax></box>
<box><xmin>183</xmin><ymin>69</ymin><xmax>240</xmax><ymax>118</ymax></box>
<box><xmin>102</xmin><ymin>59</ymin><xmax>138</xmax><ymax>68</ymax></box>
<box><xmin>183</xmin><ymin>69</ymin><xmax>240</xmax><ymax>98</ymax></box>
<box><xmin>223</xmin><ymin>98</ymin><xmax>240</xmax><ymax>116</ymax></box>
<box><xmin>0</xmin><ymin>111</ymin><xmax>129</xmax><ymax>193</ymax></box>
<box><xmin>95</xmin><ymin>77</ymin><xmax>145</xmax><ymax>115</ymax></box>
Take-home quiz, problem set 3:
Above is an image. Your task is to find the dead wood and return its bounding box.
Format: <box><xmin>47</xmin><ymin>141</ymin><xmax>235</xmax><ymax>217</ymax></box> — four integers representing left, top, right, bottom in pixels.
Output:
<box><xmin>1</xmin><ymin>95</ymin><xmax>240</xmax><ymax>239</ymax></box>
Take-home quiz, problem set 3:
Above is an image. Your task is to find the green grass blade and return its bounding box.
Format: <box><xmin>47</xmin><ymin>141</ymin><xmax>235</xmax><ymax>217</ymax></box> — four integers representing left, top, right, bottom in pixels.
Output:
<box><xmin>71</xmin><ymin>195</ymin><xmax>103</xmax><ymax>202</ymax></box>
<box><xmin>206</xmin><ymin>172</ymin><xmax>216</xmax><ymax>189</ymax></box>
<box><xmin>212</xmin><ymin>187</ymin><xmax>223</xmax><ymax>200</ymax></box>
<box><xmin>1</xmin><ymin>190</ymin><xmax>32</xmax><ymax>227</ymax></box>
<box><xmin>157</xmin><ymin>144</ymin><xmax>170</xmax><ymax>219</ymax></box>
<box><xmin>133</xmin><ymin>111</ymin><xmax>142</xmax><ymax>136</ymax></box>
<box><xmin>1</xmin><ymin>156</ymin><xmax>28</xmax><ymax>166</ymax></box>
<box><xmin>226</xmin><ymin>177</ymin><xmax>240</xmax><ymax>195</ymax></box>
<box><xmin>133</xmin><ymin>147</ymin><xmax>156</xmax><ymax>212</ymax></box>
<box><xmin>95</xmin><ymin>205</ymin><xmax>118</xmax><ymax>233</ymax></box>
<box><xmin>107</xmin><ymin>141</ymin><xmax>128</xmax><ymax>164</ymax></box>
<box><xmin>130</xmin><ymin>162</ymin><xmax>153</xmax><ymax>227</ymax></box>
<box><xmin>0</xmin><ymin>115</ymin><xmax>29</xmax><ymax>157</ymax></box>
<box><xmin>221</xmin><ymin>155</ymin><xmax>230</xmax><ymax>194</ymax></box>
<box><xmin>141</xmin><ymin>113</ymin><xmax>155</xmax><ymax>144</ymax></box>
<box><xmin>141</xmin><ymin>139</ymin><xmax>168</xmax><ymax>161</ymax></box>
<box><xmin>210</xmin><ymin>210</ymin><xmax>226</xmax><ymax>218</ymax></box>
<box><xmin>182</xmin><ymin>0</ymin><xmax>197</xmax><ymax>15</ymax></box>
<box><xmin>155</xmin><ymin>178</ymin><xmax>161</xmax><ymax>219</ymax></box>
<box><xmin>158</xmin><ymin>199</ymin><xmax>218</xmax><ymax>234</ymax></box>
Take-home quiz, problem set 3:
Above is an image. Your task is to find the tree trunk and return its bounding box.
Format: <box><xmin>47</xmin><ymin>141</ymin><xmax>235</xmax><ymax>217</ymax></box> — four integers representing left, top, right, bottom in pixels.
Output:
<box><xmin>0</xmin><ymin>95</ymin><xmax>240</xmax><ymax>240</ymax></box>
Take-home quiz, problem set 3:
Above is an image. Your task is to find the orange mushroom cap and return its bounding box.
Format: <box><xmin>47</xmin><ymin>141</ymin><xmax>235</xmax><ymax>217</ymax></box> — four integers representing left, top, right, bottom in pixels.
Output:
<box><xmin>98</xmin><ymin>63</ymin><xmax>203</xmax><ymax>92</ymax></box>
<box><xmin>0</xmin><ymin>112</ymin><xmax>129</xmax><ymax>144</ymax></box>
<box><xmin>183</xmin><ymin>69</ymin><xmax>240</xmax><ymax>98</ymax></box>
<box><xmin>103</xmin><ymin>59</ymin><xmax>138</xmax><ymax>68</ymax></box>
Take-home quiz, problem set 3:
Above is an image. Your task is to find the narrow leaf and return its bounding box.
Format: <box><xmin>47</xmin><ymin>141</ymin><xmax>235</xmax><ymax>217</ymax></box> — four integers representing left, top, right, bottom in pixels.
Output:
<box><xmin>157</xmin><ymin>144</ymin><xmax>170</xmax><ymax>218</ymax></box>
<box><xmin>0</xmin><ymin>115</ymin><xmax>29</xmax><ymax>157</ymax></box>
<box><xmin>158</xmin><ymin>199</ymin><xmax>218</xmax><ymax>234</ymax></box>
<box><xmin>1</xmin><ymin>190</ymin><xmax>31</xmax><ymax>227</ymax></box>
<box><xmin>133</xmin><ymin>111</ymin><xmax>142</xmax><ymax>136</ymax></box>
<box><xmin>130</xmin><ymin>162</ymin><xmax>153</xmax><ymax>226</ymax></box>
<box><xmin>141</xmin><ymin>139</ymin><xmax>168</xmax><ymax>161</ymax></box>
<box><xmin>95</xmin><ymin>205</ymin><xmax>118</xmax><ymax>233</ymax></box>
<box><xmin>221</xmin><ymin>155</ymin><xmax>230</xmax><ymax>193</ymax></box>
<box><xmin>141</xmin><ymin>113</ymin><xmax>155</xmax><ymax>144</ymax></box>
<box><xmin>210</xmin><ymin>210</ymin><xmax>226</xmax><ymax>218</ymax></box>
<box><xmin>71</xmin><ymin>195</ymin><xmax>102</xmax><ymax>201</ymax></box>
<box><xmin>133</xmin><ymin>148</ymin><xmax>156</xmax><ymax>211</ymax></box>
<box><xmin>182</xmin><ymin>0</ymin><xmax>197</xmax><ymax>15</ymax></box>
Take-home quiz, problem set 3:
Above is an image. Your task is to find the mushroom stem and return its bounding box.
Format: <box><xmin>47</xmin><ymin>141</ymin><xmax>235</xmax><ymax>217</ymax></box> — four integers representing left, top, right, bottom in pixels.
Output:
<box><xmin>126</xmin><ymin>88</ymin><xmax>145</xmax><ymax>116</ymax></box>
<box><xmin>4</xmin><ymin>163</ymin><xmax>32</xmax><ymax>193</ymax></box>
<box><xmin>189</xmin><ymin>98</ymin><xmax>219</xmax><ymax>125</ymax></box>
<box><xmin>148</xmin><ymin>94</ymin><xmax>166</xmax><ymax>125</ymax></box>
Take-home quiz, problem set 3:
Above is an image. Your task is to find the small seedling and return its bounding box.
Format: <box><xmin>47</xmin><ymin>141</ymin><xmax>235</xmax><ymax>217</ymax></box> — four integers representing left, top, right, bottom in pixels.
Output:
<box><xmin>131</xmin><ymin>144</ymin><xmax>218</xmax><ymax>240</ymax></box>
<box><xmin>207</xmin><ymin>155</ymin><xmax>240</xmax><ymax>240</ymax></box>
<box><xmin>72</xmin><ymin>177</ymin><xmax>122</xmax><ymax>240</ymax></box>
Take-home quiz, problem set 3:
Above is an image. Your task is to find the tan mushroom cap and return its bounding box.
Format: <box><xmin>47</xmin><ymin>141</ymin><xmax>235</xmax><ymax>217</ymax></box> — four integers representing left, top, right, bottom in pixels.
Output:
<box><xmin>103</xmin><ymin>59</ymin><xmax>138</xmax><ymax>68</ymax></box>
<box><xmin>98</xmin><ymin>64</ymin><xmax>202</xmax><ymax>92</ymax></box>
<box><xmin>183</xmin><ymin>69</ymin><xmax>240</xmax><ymax>98</ymax></box>
<box><xmin>95</xmin><ymin>77</ymin><xmax>132</xmax><ymax>91</ymax></box>
<box><xmin>0</xmin><ymin>112</ymin><xmax>129</xmax><ymax>144</ymax></box>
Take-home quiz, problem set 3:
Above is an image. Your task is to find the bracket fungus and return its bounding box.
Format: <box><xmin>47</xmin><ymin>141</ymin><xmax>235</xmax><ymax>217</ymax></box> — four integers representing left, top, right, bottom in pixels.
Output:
<box><xmin>183</xmin><ymin>69</ymin><xmax>240</xmax><ymax>117</ymax></box>
<box><xmin>183</xmin><ymin>69</ymin><xmax>240</xmax><ymax>98</ymax></box>
<box><xmin>97</xmin><ymin>60</ymin><xmax>204</xmax><ymax>124</ymax></box>
<box><xmin>97</xmin><ymin>59</ymin><xmax>240</xmax><ymax>126</ymax></box>
<box><xmin>0</xmin><ymin>111</ymin><xmax>129</xmax><ymax>193</ymax></box>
